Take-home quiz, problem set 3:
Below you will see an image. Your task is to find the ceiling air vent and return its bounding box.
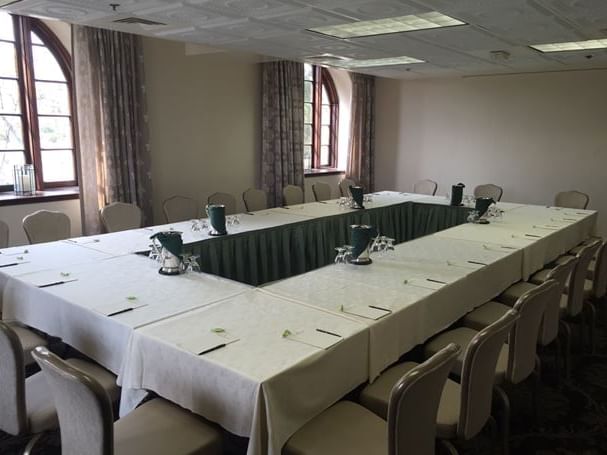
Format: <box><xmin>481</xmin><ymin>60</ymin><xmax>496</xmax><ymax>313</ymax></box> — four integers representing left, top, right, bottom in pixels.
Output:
<box><xmin>113</xmin><ymin>17</ymin><xmax>166</xmax><ymax>26</ymax></box>
<box><xmin>305</xmin><ymin>54</ymin><xmax>350</xmax><ymax>65</ymax></box>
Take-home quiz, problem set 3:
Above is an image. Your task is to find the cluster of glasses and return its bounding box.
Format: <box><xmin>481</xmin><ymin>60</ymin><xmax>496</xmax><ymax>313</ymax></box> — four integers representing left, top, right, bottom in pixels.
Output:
<box><xmin>370</xmin><ymin>235</ymin><xmax>395</xmax><ymax>255</ymax></box>
<box><xmin>337</xmin><ymin>197</ymin><xmax>353</xmax><ymax>208</ymax></box>
<box><xmin>190</xmin><ymin>215</ymin><xmax>241</xmax><ymax>233</ymax></box>
<box><xmin>462</xmin><ymin>195</ymin><xmax>476</xmax><ymax>207</ymax></box>
<box><xmin>334</xmin><ymin>245</ymin><xmax>354</xmax><ymax>263</ymax></box>
<box><xmin>467</xmin><ymin>206</ymin><xmax>505</xmax><ymax>223</ymax></box>
<box><xmin>363</xmin><ymin>194</ymin><xmax>374</xmax><ymax>203</ymax></box>
<box><xmin>180</xmin><ymin>254</ymin><xmax>201</xmax><ymax>272</ymax></box>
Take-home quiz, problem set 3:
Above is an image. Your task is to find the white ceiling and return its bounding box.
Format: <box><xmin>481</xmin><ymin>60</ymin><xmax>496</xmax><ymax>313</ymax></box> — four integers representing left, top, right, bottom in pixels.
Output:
<box><xmin>4</xmin><ymin>0</ymin><xmax>607</xmax><ymax>79</ymax></box>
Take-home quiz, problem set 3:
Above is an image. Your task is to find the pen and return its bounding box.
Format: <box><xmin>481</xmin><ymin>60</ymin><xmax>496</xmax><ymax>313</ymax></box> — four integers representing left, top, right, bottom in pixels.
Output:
<box><xmin>368</xmin><ymin>305</ymin><xmax>392</xmax><ymax>313</ymax></box>
<box><xmin>107</xmin><ymin>308</ymin><xmax>134</xmax><ymax>317</ymax></box>
<box><xmin>0</xmin><ymin>263</ymin><xmax>19</xmax><ymax>268</ymax></box>
<box><xmin>316</xmin><ymin>328</ymin><xmax>342</xmax><ymax>338</ymax></box>
<box><xmin>38</xmin><ymin>281</ymin><xmax>66</xmax><ymax>288</ymax></box>
<box><xmin>198</xmin><ymin>344</ymin><xmax>226</xmax><ymax>355</ymax></box>
<box><xmin>467</xmin><ymin>260</ymin><xmax>488</xmax><ymax>266</ymax></box>
<box><xmin>426</xmin><ymin>278</ymin><xmax>447</xmax><ymax>284</ymax></box>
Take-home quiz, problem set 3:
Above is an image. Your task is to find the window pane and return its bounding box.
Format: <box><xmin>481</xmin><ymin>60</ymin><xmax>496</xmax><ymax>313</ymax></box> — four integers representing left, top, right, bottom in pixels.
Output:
<box><xmin>303</xmin><ymin>145</ymin><xmax>312</xmax><ymax>170</ymax></box>
<box><xmin>0</xmin><ymin>79</ymin><xmax>21</xmax><ymax>114</ymax></box>
<box><xmin>304</xmin><ymin>102</ymin><xmax>312</xmax><ymax>124</ymax></box>
<box><xmin>0</xmin><ymin>12</ymin><xmax>15</xmax><ymax>42</ymax></box>
<box><xmin>38</xmin><ymin>116</ymin><xmax>72</xmax><ymax>148</ymax></box>
<box><xmin>304</xmin><ymin>63</ymin><xmax>313</xmax><ymax>82</ymax></box>
<box><xmin>32</xmin><ymin>46</ymin><xmax>66</xmax><ymax>82</ymax></box>
<box><xmin>0</xmin><ymin>151</ymin><xmax>25</xmax><ymax>185</ymax></box>
<box><xmin>304</xmin><ymin>81</ymin><xmax>313</xmax><ymax>103</ymax></box>
<box><xmin>321</xmin><ymin>105</ymin><xmax>331</xmax><ymax>125</ymax></box>
<box><xmin>321</xmin><ymin>125</ymin><xmax>330</xmax><ymax>146</ymax></box>
<box><xmin>36</xmin><ymin>82</ymin><xmax>70</xmax><ymax>115</ymax></box>
<box><xmin>304</xmin><ymin>124</ymin><xmax>312</xmax><ymax>145</ymax></box>
<box><xmin>0</xmin><ymin>115</ymin><xmax>24</xmax><ymax>150</ymax></box>
<box><xmin>322</xmin><ymin>85</ymin><xmax>329</xmax><ymax>104</ymax></box>
<box><xmin>41</xmin><ymin>149</ymin><xmax>75</xmax><ymax>182</ymax></box>
<box><xmin>320</xmin><ymin>146</ymin><xmax>329</xmax><ymax>166</ymax></box>
<box><xmin>30</xmin><ymin>31</ymin><xmax>44</xmax><ymax>45</ymax></box>
<box><xmin>0</xmin><ymin>42</ymin><xmax>17</xmax><ymax>78</ymax></box>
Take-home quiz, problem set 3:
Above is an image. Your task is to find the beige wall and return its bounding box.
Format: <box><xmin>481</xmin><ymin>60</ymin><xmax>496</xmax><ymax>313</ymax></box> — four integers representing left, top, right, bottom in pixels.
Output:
<box><xmin>375</xmin><ymin>69</ymin><xmax>607</xmax><ymax>235</ymax></box>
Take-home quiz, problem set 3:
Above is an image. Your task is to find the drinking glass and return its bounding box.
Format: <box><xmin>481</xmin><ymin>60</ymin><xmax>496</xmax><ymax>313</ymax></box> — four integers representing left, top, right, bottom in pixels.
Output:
<box><xmin>334</xmin><ymin>246</ymin><xmax>346</xmax><ymax>264</ymax></box>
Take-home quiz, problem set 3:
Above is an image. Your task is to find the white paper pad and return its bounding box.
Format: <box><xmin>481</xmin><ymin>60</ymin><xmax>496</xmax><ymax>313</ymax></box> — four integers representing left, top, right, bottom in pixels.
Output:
<box><xmin>447</xmin><ymin>260</ymin><xmax>485</xmax><ymax>270</ymax></box>
<box><xmin>404</xmin><ymin>278</ymin><xmax>446</xmax><ymax>290</ymax></box>
<box><xmin>65</xmin><ymin>238</ymin><xmax>101</xmax><ymax>245</ymax></box>
<box><xmin>341</xmin><ymin>304</ymin><xmax>391</xmax><ymax>320</ymax></box>
<box><xmin>94</xmin><ymin>300</ymin><xmax>148</xmax><ymax>317</ymax></box>
<box><xmin>285</xmin><ymin>329</ymin><xmax>342</xmax><ymax>350</ymax></box>
<box><xmin>176</xmin><ymin>331</ymin><xmax>239</xmax><ymax>355</ymax></box>
<box><xmin>0</xmin><ymin>260</ymin><xmax>29</xmax><ymax>268</ymax></box>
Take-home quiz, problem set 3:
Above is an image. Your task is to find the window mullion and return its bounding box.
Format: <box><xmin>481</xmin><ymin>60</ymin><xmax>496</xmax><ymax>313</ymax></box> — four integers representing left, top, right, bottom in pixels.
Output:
<box><xmin>312</xmin><ymin>66</ymin><xmax>322</xmax><ymax>169</ymax></box>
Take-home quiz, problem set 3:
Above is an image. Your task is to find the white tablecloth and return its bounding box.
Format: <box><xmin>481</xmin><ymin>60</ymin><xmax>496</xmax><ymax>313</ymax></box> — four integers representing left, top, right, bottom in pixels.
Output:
<box><xmin>2</xmin><ymin>254</ymin><xmax>250</xmax><ymax>373</ymax></box>
<box><xmin>119</xmin><ymin>289</ymin><xmax>368</xmax><ymax>455</ymax></box>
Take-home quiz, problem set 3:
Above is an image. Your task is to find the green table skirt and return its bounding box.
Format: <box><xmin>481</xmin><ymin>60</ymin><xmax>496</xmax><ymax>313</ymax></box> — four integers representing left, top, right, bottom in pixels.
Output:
<box><xmin>188</xmin><ymin>202</ymin><xmax>471</xmax><ymax>286</ymax></box>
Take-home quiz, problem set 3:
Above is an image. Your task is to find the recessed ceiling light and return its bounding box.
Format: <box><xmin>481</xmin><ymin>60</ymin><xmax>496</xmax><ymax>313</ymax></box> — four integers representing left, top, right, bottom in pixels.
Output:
<box><xmin>531</xmin><ymin>39</ymin><xmax>607</xmax><ymax>52</ymax></box>
<box><xmin>308</xmin><ymin>12</ymin><xmax>466</xmax><ymax>39</ymax></box>
<box><xmin>338</xmin><ymin>56</ymin><xmax>424</xmax><ymax>68</ymax></box>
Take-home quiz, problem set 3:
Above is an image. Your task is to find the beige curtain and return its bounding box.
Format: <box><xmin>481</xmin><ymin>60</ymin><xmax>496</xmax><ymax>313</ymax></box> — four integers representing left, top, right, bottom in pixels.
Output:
<box><xmin>73</xmin><ymin>25</ymin><xmax>152</xmax><ymax>234</ymax></box>
<box><xmin>347</xmin><ymin>73</ymin><xmax>375</xmax><ymax>192</ymax></box>
<box><xmin>261</xmin><ymin>61</ymin><xmax>304</xmax><ymax>207</ymax></box>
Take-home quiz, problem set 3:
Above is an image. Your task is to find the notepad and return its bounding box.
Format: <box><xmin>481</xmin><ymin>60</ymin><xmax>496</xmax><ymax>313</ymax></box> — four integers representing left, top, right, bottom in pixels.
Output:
<box><xmin>0</xmin><ymin>260</ymin><xmax>28</xmax><ymax>268</ymax></box>
<box><xmin>447</xmin><ymin>260</ymin><xmax>485</xmax><ymax>270</ymax></box>
<box><xmin>94</xmin><ymin>300</ymin><xmax>148</xmax><ymax>317</ymax></box>
<box><xmin>404</xmin><ymin>278</ymin><xmax>446</xmax><ymax>291</ymax></box>
<box><xmin>175</xmin><ymin>331</ymin><xmax>239</xmax><ymax>355</ymax></box>
<box><xmin>285</xmin><ymin>329</ymin><xmax>342</xmax><ymax>350</ymax></box>
<box><xmin>341</xmin><ymin>304</ymin><xmax>391</xmax><ymax>320</ymax></box>
<box><xmin>66</xmin><ymin>238</ymin><xmax>101</xmax><ymax>245</ymax></box>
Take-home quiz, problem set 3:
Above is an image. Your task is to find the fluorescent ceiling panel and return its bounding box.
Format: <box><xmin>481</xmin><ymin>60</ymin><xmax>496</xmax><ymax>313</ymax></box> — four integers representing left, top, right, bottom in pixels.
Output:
<box><xmin>308</xmin><ymin>12</ymin><xmax>466</xmax><ymax>39</ymax></box>
<box><xmin>342</xmin><ymin>56</ymin><xmax>424</xmax><ymax>68</ymax></box>
<box><xmin>531</xmin><ymin>39</ymin><xmax>607</xmax><ymax>52</ymax></box>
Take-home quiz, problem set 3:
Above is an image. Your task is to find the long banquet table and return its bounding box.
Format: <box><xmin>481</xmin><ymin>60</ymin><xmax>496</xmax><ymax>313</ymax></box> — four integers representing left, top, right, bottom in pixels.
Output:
<box><xmin>0</xmin><ymin>192</ymin><xmax>598</xmax><ymax>455</ymax></box>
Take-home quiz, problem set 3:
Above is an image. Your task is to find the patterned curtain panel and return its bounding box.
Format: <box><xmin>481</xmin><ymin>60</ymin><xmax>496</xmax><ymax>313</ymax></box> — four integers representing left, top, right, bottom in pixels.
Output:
<box><xmin>261</xmin><ymin>61</ymin><xmax>304</xmax><ymax>207</ymax></box>
<box><xmin>73</xmin><ymin>25</ymin><xmax>152</xmax><ymax>234</ymax></box>
<box><xmin>347</xmin><ymin>73</ymin><xmax>376</xmax><ymax>192</ymax></box>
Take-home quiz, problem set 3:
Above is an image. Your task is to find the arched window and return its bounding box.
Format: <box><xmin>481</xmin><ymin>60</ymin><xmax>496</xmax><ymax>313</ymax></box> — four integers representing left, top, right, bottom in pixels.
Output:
<box><xmin>303</xmin><ymin>63</ymin><xmax>339</xmax><ymax>170</ymax></box>
<box><xmin>0</xmin><ymin>11</ymin><xmax>76</xmax><ymax>192</ymax></box>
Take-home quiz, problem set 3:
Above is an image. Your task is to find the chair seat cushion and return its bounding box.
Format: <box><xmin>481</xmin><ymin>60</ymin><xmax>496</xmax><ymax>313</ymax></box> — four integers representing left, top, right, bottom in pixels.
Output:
<box><xmin>496</xmin><ymin>282</ymin><xmax>538</xmax><ymax>306</ymax></box>
<box><xmin>66</xmin><ymin>358</ymin><xmax>120</xmax><ymax>404</ymax></box>
<box><xmin>529</xmin><ymin>269</ymin><xmax>551</xmax><ymax>285</ymax></box>
<box><xmin>25</xmin><ymin>372</ymin><xmax>58</xmax><ymax>434</ymax></box>
<box><xmin>283</xmin><ymin>401</ymin><xmax>388</xmax><ymax>455</ymax></box>
<box><xmin>10</xmin><ymin>324</ymin><xmax>47</xmax><ymax>366</ymax></box>
<box><xmin>463</xmin><ymin>301</ymin><xmax>510</xmax><ymax>331</ymax></box>
<box><xmin>359</xmin><ymin>362</ymin><xmax>418</xmax><ymax>419</ymax></box>
<box><xmin>115</xmin><ymin>398</ymin><xmax>222</xmax><ymax>455</ymax></box>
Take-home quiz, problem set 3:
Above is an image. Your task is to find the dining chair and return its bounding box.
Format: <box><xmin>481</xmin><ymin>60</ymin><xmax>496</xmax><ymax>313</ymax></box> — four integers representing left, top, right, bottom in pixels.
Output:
<box><xmin>284</xmin><ymin>343</ymin><xmax>460</xmax><ymax>455</ymax></box>
<box><xmin>0</xmin><ymin>220</ymin><xmax>8</xmax><ymax>248</ymax></box>
<box><xmin>413</xmin><ymin>179</ymin><xmax>438</xmax><ymax>196</ymax></box>
<box><xmin>312</xmin><ymin>182</ymin><xmax>331</xmax><ymax>202</ymax></box>
<box><xmin>0</xmin><ymin>323</ymin><xmax>119</xmax><ymax>455</ymax></box>
<box><xmin>554</xmin><ymin>190</ymin><xmax>589</xmax><ymax>209</ymax></box>
<box><xmin>282</xmin><ymin>185</ymin><xmax>304</xmax><ymax>206</ymax></box>
<box><xmin>242</xmin><ymin>188</ymin><xmax>268</xmax><ymax>212</ymax></box>
<box><xmin>33</xmin><ymin>346</ymin><xmax>222</xmax><ymax>455</ymax></box>
<box><xmin>339</xmin><ymin>178</ymin><xmax>355</xmax><ymax>197</ymax></box>
<box><xmin>474</xmin><ymin>184</ymin><xmax>503</xmax><ymax>201</ymax></box>
<box><xmin>22</xmin><ymin>210</ymin><xmax>71</xmax><ymax>244</ymax></box>
<box><xmin>162</xmin><ymin>196</ymin><xmax>198</xmax><ymax>222</ymax></box>
<box><xmin>363</xmin><ymin>310</ymin><xmax>518</xmax><ymax>455</ymax></box>
<box><xmin>208</xmin><ymin>192</ymin><xmax>237</xmax><ymax>215</ymax></box>
<box><xmin>100</xmin><ymin>202</ymin><xmax>143</xmax><ymax>233</ymax></box>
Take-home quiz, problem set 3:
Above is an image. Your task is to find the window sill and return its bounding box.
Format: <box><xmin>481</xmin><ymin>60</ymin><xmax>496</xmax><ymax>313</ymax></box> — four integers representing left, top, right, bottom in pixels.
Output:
<box><xmin>0</xmin><ymin>187</ymin><xmax>80</xmax><ymax>207</ymax></box>
<box><xmin>304</xmin><ymin>168</ymin><xmax>345</xmax><ymax>177</ymax></box>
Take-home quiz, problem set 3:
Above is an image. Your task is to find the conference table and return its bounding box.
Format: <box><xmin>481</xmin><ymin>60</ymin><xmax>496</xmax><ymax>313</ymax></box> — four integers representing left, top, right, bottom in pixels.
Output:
<box><xmin>0</xmin><ymin>192</ymin><xmax>598</xmax><ymax>455</ymax></box>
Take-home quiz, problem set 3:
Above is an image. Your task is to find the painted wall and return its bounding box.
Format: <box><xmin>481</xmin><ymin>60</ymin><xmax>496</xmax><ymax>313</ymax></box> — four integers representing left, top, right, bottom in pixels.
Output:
<box><xmin>375</xmin><ymin>69</ymin><xmax>607</xmax><ymax>235</ymax></box>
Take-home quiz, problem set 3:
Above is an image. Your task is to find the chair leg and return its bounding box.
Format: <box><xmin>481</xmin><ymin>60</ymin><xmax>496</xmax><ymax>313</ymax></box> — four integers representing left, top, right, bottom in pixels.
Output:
<box><xmin>553</xmin><ymin>337</ymin><xmax>562</xmax><ymax>385</ymax></box>
<box><xmin>438</xmin><ymin>439</ymin><xmax>459</xmax><ymax>455</ymax></box>
<box><xmin>493</xmin><ymin>385</ymin><xmax>510</xmax><ymax>455</ymax></box>
<box><xmin>532</xmin><ymin>357</ymin><xmax>541</xmax><ymax>426</ymax></box>
<box><xmin>559</xmin><ymin>320</ymin><xmax>572</xmax><ymax>379</ymax></box>
<box><xmin>22</xmin><ymin>433</ymin><xmax>43</xmax><ymax>455</ymax></box>
<box><xmin>585</xmin><ymin>301</ymin><xmax>597</xmax><ymax>354</ymax></box>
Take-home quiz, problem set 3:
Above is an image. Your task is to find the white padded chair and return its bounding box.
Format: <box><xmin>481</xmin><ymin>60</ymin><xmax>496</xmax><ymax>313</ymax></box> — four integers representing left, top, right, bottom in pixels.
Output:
<box><xmin>162</xmin><ymin>196</ymin><xmax>198</xmax><ymax>223</ymax></box>
<box><xmin>208</xmin><ymin>192</ymin><xmax>237</xmax><ymax>216</ymax></box>
<box><xmin>339</xmin><ymin>178</ymin><xmax>355</xmax><ymax>197</ymax></box>
<box><xmin>413</xmin><ymin>179</ymin><xmax>438</xmax><ymax>196</ymax></box>
<box><xmin>312</xmin><ymin>182</ymin><xmax>331</xmax><ymax>202</ymax></box>
<box><xmin>242</xmin><ymin>188</ymin><xmax>268</xmax><ymax>212</ymax></box>
<box><xmin>33</xmin><ymin>346</ymin><xmax>222</xmax><ymax>455</ymax></box>
<box><xmin>100</xmin><ymin>202</ymin><xmax>143</xmax><ymax>233</ymax></box>
<box><xmin>554</xmin><ymin>190</ymin><xmax>589</xmax><ymax>209</ymax></box>
<box><xmin>282</xmin><ymin>185</ymin><xmax>304</xmax><ymax>206</ymax></box>
<box><xmin>22</xmin><ymin>210</ymin><xmax>71</xmax><ymax>244</ymax></box>
<box><xmin>362</xmin><ymin>310</ymin><xmax>518</xmax><ymax>455</ymax></box>
<box><xmin>0</xmin><ymin>323</ymin><xmax>119</xmax><ymax>455</ymax></box>
<box><xmin>0</xmin><ymin>220</ymin><xmax>8</xmax><ymax>248</ymax></box>
<box><xmin>284</xmin><ymin>343</ymin><xmax>460</xmax><ymax>455</ymax></box>
<box><xmin>474</xmin><ymin>184</ymin><xmax>503</xmax><ymax>201</ymax></box>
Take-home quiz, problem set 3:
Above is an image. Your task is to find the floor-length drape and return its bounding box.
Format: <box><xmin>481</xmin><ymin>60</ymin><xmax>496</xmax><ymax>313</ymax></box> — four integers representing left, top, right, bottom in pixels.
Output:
<box><xmin>73</xmin><ymin>25</ymin><xmax>152</xmax><ymax>234</ymax></box>
<box><xmin>261</xmin><ymin>61</ymin><xmax>304</xmax><ymax>207</ymax></box>
<box><xmin>347</xmin><ymin>73</ymin><xmax>375</xmax><ymax>192</ymax></box>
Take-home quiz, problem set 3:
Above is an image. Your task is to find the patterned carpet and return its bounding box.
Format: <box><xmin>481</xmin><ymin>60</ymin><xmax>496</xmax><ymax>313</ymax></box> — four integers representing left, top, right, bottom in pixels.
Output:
<box><xmin>2</xmin><ymin>321</ymin><xmax>607</xmax><ymax>454</ymax></box>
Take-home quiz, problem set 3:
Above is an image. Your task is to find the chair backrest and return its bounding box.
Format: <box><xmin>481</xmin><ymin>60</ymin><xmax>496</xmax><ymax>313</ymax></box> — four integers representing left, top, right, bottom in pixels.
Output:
<box><xmin>538</xmin><ymin>256</ymin><xmax>578</xmax><ymax>346</ymax></box>
<box><xmin>32</xmin><ymin>347</ymin><xmax>113</xmax><ymax>455</ymax></box>
<box><xmin>162</xmin><ymin>196</ymin><xmax>198</xmax><ymax>223</ymax></box>
<box><xmin>242</xmin><ymin>188</ymin><xmax>268</xmax><ymax>212</ymax></box>
<box><xmin>312</xmin><ymin>182</ymin><xmax>331</xmax><ymax>202</ymax></box>
<box><xmin>339</xmin><ymin>178</ymin><xmax>355</xmax><ymax>197</ymax></box>
<box><xmin>208</xmin><ymin>192</ymin><xmax>237</xmax><ymax>216</ymax></box>
<box><xmin>413</xmin><ymin>179</ymin><xmax>438</xmax><ymax>196</ymax></box>
<box><xmin>458</xmin><ymin>309</ymin><xmax>519</xmax><ymax>441</ymax></box>
<box><xmin>507</xmin><ymin>280</ymin><xmax>558</xmax><ymax>384</ymax></box>
<box><xmin>282</xmin><ymin>185</ymin><xmax>304</xmax><ymax>206</ymax></box>
<box><xmin>388</xmin><ymin>343</ymin><xmax>460</xmax><ymax>455</ymax></box>
<box><xmin>0</xmin><ymin>322</ymin><xmax>26</xmax><ymax>436</ymax></box>
<box><xmin>566</xmin><ymin>240</ymin><xmax>601</xmax><ymax>317</ymax></box>
<box><xmin>473</xmin><ymin>184</ymin><xmax>503</xmax><ymax>201</ymax></box>
<box><xmin>591</xmin><ymin>241</ymin><xmax>607</xmax><ymax>299</ymax></box>
<box><xmin>554</xmin><ymin>191</ymin><xmax>589</xmax><ymax>209</ymax></box>
<box><xmin>100</xmin><ymin>202</ymin><xmax>143</xmax><ymax>233</ymax></box>
<box><xmin>23</xmin><ymin>210</ymin><xmax>71</xmax><ymax>244</ymax></box>
<box><xmin>0</xmin><ymin>220</ymin><xmax>8</xmax><ymax>248</ymax></box>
